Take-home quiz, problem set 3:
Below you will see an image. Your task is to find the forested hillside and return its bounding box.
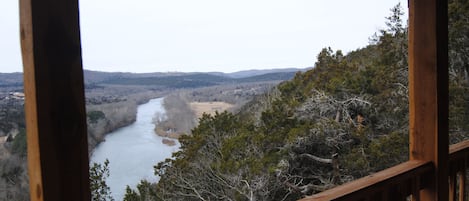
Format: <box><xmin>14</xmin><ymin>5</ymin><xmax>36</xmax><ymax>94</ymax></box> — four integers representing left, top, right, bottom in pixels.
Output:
<box><xmin>124</xmin><ymin>3</ymin><xmax>469</xmax><ymax>200</ymax></box>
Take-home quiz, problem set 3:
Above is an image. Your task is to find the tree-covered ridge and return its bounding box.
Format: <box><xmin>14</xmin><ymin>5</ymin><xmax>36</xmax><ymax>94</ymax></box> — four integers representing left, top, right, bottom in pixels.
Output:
<box><xmin>122</xmin><ymin>3</ymin><xmax>469</xmax><ymax>200</ymax></box>
<box><xmin>101</xmin><ymin>72</ymin><xmax>298</xmax><ymax>89</ymax></box>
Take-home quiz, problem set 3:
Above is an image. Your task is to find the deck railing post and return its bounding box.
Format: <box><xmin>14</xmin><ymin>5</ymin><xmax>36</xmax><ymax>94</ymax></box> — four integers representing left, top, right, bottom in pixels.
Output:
<box><xmin>408</xmin><ymin>0</ymin><xmax>448</xmax><ymax>200</ymax></box>
<box><xmin>20</xmin><ymin>0</ymin><xmax>91</xmax><ymax>200</ymax></box>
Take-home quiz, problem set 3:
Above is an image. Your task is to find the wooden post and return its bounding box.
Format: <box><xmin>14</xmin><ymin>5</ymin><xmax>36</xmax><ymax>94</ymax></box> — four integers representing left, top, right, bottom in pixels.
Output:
<box><xmin>19</xmin><ymin>0</ymin><xmax>91</xmax><ymax>200</ymax></box>
<box><xmin>408</xmin><ymin>0</ymin><xmax>448</xmax><ymax>200</ymax></box>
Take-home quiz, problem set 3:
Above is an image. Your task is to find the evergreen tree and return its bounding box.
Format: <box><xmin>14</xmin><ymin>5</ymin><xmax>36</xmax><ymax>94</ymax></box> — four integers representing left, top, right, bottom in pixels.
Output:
<box><xmin>90</xmin><ymin>159</ymin><xmax>114</xmax><ymax>201</ymax></box>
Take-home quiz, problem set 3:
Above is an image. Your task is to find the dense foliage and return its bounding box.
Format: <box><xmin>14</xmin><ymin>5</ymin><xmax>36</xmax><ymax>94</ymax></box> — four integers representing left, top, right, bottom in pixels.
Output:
<box><xmin>88</xmin><ymin>111</ymin><xmax>106</xmax><ymax>124</ymax></box>
<box><xmin>448</xmin><ymin>0</ymin><xmax>469</xmax><ymax>143</ymax></box>
<box><xmin>125</xmin><ymin>3</ymin><xmax>469</xmax><ymax>200</ymax></box>
<box><xmin>0</xmin><ymin>97</ymin><xmax>28</xmax><ymax>200</ymax></box>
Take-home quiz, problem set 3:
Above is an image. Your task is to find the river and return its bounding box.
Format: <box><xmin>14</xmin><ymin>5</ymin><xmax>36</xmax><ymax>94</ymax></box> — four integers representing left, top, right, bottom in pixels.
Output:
<box><xmin>90</xmin><ymin>97</ymin><xmax>179</xmax><ymax>200</ymax></box>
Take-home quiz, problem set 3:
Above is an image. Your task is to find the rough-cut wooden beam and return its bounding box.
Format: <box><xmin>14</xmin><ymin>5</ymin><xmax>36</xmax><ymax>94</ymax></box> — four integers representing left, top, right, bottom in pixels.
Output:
<box><xmin>408</xmin><ymin>0</ymin><xmax>448</xmax><ymax>200</ymax></box>
<box><xmin>19</xmin><ymin>0</ymin><xmax>91</xmax><ymax>200</ymax></box>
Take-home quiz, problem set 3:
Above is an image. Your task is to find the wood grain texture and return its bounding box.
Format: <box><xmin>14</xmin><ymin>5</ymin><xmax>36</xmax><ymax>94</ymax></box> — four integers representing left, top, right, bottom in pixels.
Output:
<box><xmin>20</xmin><ymin>0</ymin><xmax>91</xmax><ymax>200</ymax></box>
<box><xmin>19</xmin><ymin>0</ymin><xmax>43</xmax><ymax>200</ymax></box>
<box><xmin>408</xmin><ymin>0</ymin><xmax>448</xmax><ymax>200</ymax></box>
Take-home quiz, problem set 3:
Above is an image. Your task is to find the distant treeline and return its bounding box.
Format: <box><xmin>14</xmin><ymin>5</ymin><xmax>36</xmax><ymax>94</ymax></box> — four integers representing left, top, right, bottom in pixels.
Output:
<box><xmin>102</xmin><ymin>72</ymin><xmax>296</xmax><ymax>88</ymax></box>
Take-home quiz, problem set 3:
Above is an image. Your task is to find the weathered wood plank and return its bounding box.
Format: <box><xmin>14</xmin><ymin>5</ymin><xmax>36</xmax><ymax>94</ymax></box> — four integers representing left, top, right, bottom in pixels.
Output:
<box><xmin>20</xmin><ymin>0</ymin><xmax>91</xmax><ymax>200</ymax></box>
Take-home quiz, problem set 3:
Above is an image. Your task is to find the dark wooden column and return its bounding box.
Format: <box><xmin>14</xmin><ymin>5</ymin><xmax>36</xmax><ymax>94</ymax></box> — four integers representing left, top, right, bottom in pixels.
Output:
<box><xmin>19</xmin><ymin>0</ymin><xmax>91</xmax><ymax>200</ymax></box>
<box><xmin>408</xmin><ymin>0</ymin><xmax>448</xmax><ymax>200</ymax></box>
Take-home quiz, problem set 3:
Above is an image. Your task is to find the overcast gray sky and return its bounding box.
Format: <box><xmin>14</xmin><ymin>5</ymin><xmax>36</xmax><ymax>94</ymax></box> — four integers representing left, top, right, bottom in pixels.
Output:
<box><xmin>0</xmin><ymin>0</ymin><xmax>406</xmax><ymax>73</ymax></box>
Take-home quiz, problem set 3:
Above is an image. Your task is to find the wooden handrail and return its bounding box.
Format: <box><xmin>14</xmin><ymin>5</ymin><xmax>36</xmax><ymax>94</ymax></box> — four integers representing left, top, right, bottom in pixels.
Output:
<box><xmin>301</xmin><ymin>140</ymin><xmax>469</xmax><ymax>201</ymax></box>
<box><xmin>300</xmin><ymin>160</ymin><xmax>433</xmax><ymax>201</ymax></box>
<box><xmin>449</xmin><ymin>140</ymin><xmax>469</xmax><ymax>161</ymax></box>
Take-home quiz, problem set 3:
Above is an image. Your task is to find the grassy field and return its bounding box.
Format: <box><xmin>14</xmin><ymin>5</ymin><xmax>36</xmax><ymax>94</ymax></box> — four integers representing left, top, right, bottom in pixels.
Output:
<box><xmin>190</xmin><ymin>102</ymin><xmax>234</xmax><ymax>119</ymax></box>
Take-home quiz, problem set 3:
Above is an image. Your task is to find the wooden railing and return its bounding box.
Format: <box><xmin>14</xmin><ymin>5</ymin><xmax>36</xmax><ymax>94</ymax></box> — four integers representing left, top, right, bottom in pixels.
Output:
<box><xmin>301</xmin><ymin>140</ymin><xmax>469</xmax><ymax>201</ymax></box>
<box><xmin>449</xmin><ymin>141</ymin><xmax>469</xmax><ymax>201</ymax></box>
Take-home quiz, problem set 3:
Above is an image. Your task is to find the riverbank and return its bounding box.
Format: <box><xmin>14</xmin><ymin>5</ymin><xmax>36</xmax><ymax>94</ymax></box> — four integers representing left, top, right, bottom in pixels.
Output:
<box><xmin>87</xmin><ymin>93</ymin><xmax>161</xmax><ymax>153</ymax></box>
<box><xmin>154</xmin><ymin>126</ymin><xmax>181</xmax><ymax>146</ymax></box>
<box><xmin>154</xmin><ymin>100</ymin><xmax>234</xmax><ymax>140</ymax></box>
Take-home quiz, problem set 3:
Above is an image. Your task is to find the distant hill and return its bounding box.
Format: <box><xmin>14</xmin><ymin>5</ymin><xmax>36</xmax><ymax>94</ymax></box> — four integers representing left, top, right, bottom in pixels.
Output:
<box><xmin>100</xmin><ymin>71</ymin><xmax>297</xmax><ymax>88</ymax></box>
<box><xmin>1</xmin><ymin>68</ymin><xmax>307</xmax><ymax>89</ymax></box>
<box><xmin>236</xmin><ymin>71</ymin><xmax>298</xmax><ymax>83</ymax></box>
<box><xmin>101</xmin><ymin>73</ymin><xmax>230</xmax><ymax>88</ymax></box>
<box><xmin>84</xmin><ymin>68</ymin><xmax>306</xmax><ymax>88</ymax></box>
<box><xmin>0</xmin><ymin>73</ymin><xmax>23</xmax><ymax>87</ymax></box>
<box><xmin>224</xmin><ymin>68</ymin><xmax>310</xmax><ymax>78</ymax></box>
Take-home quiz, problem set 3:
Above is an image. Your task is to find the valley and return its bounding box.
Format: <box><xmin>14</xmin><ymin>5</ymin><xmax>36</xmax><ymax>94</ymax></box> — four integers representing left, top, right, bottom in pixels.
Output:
<box><xmin>1</xmin><ymin>2</ymin><xmax>468</xmax><ymax>200</ymax></box>
<box><xmin>0</xmin><ymin>68</ymin><xmax>301</xmax><ymax>200</ymax></box>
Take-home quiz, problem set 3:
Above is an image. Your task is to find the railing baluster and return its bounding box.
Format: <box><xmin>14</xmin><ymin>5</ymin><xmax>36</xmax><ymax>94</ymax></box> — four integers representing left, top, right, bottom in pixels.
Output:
<box><xmin>389</xmin><ymin>186</ymin><xmax>398</xmax><ymax>201</ymax></box>
<box><xmin>450</xmin><ymin>165</ymin><xmax>457</xmax><ymax>201</ymax></box>
<box><xmin>411</xmin><ymin>176</ymin><xmax>420</xmax><ymax>201</ymax></box>
<box><xmin>448</xmin><ymin>140</ymin><xmax>469</xmax><ymax>201</ymax></box>
<box><xmin>458</xmin><ymin>164</ymin><xmax>466</xmax><ymax>201</ymax></box>
<box><xmin>458</xmin><ymin>170</ymin><xmax>466</xmax><ymax>201</ymax></box>
<box><xmin>391</xmin><ymin>185</ymin><xmax>407</xmax><ymax>201</ymax></box>
<box><xmin>381</xmin><ymin>188</ymin><xmax>389</xmax><ymax>201</ymax></box>
<box><xmin>369</xmin><ymin>192</ymin><xmax>381</xmax><ymax>201</ymax></box>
